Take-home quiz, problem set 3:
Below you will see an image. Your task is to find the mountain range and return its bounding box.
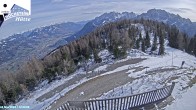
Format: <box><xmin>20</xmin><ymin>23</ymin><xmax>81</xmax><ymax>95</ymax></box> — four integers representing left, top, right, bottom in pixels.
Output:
<box><xmin>0</xmin><ymin>9</ymin><xmax>196</xmax><ymax>71</ymax></box>
<box><xmin>76</xmin><ymin>9</ymin><xmax>196</xmax><ymax>39</ymax></box>
<box><xmin>0</xmin><ymin>21</ymin><xmax>86</xmax><ymax>70</ymax></box>
<box><xmin>139</xmin><ymin>9</ymin><xmax>196</xmax><ymax>37</ymax></box>
<box><xmin>53</xmin><ymin>9</ymin><xmax>196</xmax><ymax>48</ymax></box>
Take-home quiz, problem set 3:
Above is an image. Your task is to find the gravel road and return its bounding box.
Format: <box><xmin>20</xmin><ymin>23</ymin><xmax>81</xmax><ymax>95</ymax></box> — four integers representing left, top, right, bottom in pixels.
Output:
<box><xmin>44</xmin><ymin>58</ymin><xmax>146</xmax><ymax>110</ymax></box>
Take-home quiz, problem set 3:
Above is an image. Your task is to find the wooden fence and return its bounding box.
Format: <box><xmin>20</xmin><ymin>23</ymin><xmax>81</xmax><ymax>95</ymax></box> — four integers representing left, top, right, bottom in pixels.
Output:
<box><xmin>56</xmin><ymin>83</ymin><xmax>175</xmax><ymax>110</ymax></box>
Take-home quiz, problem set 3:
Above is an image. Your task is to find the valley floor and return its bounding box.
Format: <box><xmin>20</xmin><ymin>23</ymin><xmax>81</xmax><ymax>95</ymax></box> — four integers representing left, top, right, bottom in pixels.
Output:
<box><xmin>13</xmin><ymin>46</ymin><xmax>196</xmax><ymax>110</ymax></box>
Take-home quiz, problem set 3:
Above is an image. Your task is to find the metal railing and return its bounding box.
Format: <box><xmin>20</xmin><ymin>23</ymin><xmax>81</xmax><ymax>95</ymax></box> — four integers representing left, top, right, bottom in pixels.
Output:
<box><xmin>56</xmin><ymin>83</ymin><xmax>175</xmax><ymax>110</ymax></box>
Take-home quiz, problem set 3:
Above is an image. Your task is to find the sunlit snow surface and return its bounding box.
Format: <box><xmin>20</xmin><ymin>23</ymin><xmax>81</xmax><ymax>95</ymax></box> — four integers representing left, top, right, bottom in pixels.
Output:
<box><xmin>166</xmin><ymin>85</ymin><xmax>196</xmax><ymax>110</ymax></box>
<box><xmin>97</xmin><ymin>45</ymin><xmax>196</xmax><ymax>109</ymax></box>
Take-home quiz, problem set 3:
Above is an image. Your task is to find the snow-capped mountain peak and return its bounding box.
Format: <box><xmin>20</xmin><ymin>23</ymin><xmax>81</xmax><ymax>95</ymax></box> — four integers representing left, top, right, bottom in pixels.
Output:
<box><xmin>93</xmin><ymin>11</ymin><xmax>137</xmax><ymax>26</ymax></box>
<box><xmin>139</xmin><ymin>9</ymin><xmax>196</xmax><ymax>37</ymax></box>
<box><xmin>66</xmin><ymin>9</ymin><xmax>196</xmax><ymax>44</ymax></box>
<box><xmin>65</xmin><ymin>12</ymin><xmax>137</xmax><ymax>42</ymax></box>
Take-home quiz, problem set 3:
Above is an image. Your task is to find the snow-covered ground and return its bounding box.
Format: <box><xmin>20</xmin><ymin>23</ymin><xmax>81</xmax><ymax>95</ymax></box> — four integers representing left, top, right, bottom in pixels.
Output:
<box><xmin>11</xmin><ymin>49</ymin><xmax>113</xmax><ymax>110</ymax></box>
<box><xmin>11</xmin><ymin>43</ymin><xmax>196</xmax><ymax>110</ymax></box>
<box><xmin>97</xmin><ymin>45</ymin><xmax>196</xmax><ymax>109</ymax></box>
<box><xmin>10</xmin><ymin>68</ymin><xmax>87</xmax><ymax>110</ymax></box>
<box><xmin>166</xmin><ymin>85</ymin><xmax>196</xmax><ymax>110</ymax></box>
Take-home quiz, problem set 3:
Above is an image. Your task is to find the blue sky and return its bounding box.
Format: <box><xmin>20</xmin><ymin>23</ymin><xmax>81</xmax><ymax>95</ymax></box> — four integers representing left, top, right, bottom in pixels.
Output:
<box><xmin>0</xmin><ymin>0</ymin><xmax>196</xmax><ymax>40</ymax></box>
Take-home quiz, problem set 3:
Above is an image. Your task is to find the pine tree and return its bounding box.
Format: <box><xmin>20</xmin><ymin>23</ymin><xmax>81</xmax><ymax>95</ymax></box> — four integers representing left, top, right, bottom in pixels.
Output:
<box><xmin>194</xmin><ymin>35</ymin><xmax>196</xmax><ymax>56</ymax></box>
<box><xmin>189</xmin><ymin>35</ymin><xmax>196</xmax><ymax>56</ymax></box>
<box><xmin>145</xmin><ymin>31</ymin><xmax>151</xmax><ymax>48</ymax></box>
<box><xmin>158</xmin><ymin>31</ymin><xmax>165</xmax><ymax>55</ymax></box>
<box><xmin>93</xmin><ymin>49</ymin><xmax>102</xmax><ymax>63</ymax></box>
<box><xmin>151</xmin><ymin>33</ymin><xmax>157</xmax><ymax>51</ymax></box>
<box><xmin>183</xmin><ymin>33</ymin><xmax>188</xmax><ymax>51</ymax></box>
<box><xmin>187</xmin><ymin>37</ymin><xmax>195</xmax><ymax>55</ymax></box>
<box><xmin>0</xmin><ymin>83</ymin><xmax>7</xmax><ymax>103</ymax></box>
<box><xmin>139</xmin><ymin>32</ymin><xmax>142</xmax><ymax>41</ymax></box>
<box><xmin>168</xmin><ymin>26</ymin><xmax>179</xmax><ymax>49</ymax></box>
<box><xmin>6</xmin><ymin>89</ymin><xmax>16</xmax><ymax>103</ymax></box>
<box><xmin>135</xmin><ymin>39</ymin><xmax>140</xmax><ymax>49</ymax></box>
<box><xmin>135</xmin><ymin>32</ymin><xmax>142</xmax><ymax>49</ymax></box>
<box><xmin>177</xmin><ymin>33</ymin><xmax>185</xmax><ymax>50</ymax></box>
<box><xmin>0</xmin><ymin>99</ymin><xmax>4</xmax><ymax>106</ymax></box>
<box><xmin>142</xmin><ymin>39</ymin><xmax>146</xmax><ymax>52</ymax></box>
<box><xmin>128</xmin><ymin>27</ymin><xmax>136</xmax><ymax>48</ymax></box>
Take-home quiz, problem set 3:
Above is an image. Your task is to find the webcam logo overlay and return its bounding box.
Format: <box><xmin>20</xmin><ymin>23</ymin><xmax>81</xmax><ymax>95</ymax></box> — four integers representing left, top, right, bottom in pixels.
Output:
<box><xmin>0</xmin><ymin>0</ymin><xmax>31</xmax><ymax>22</ymax></box>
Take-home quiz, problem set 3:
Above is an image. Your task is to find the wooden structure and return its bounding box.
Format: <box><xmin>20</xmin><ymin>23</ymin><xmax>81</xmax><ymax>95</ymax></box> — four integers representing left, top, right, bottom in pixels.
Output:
<box><xmin>56</xmin><ymin>83</ymin><xmax>175</xmax><ymax>110</ymax></box>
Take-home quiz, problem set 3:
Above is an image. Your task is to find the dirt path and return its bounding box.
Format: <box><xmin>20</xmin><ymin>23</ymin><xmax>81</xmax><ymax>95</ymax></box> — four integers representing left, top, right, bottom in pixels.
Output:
<box><xmin>44</xmin><ymin>58</ymin><xmax>145</xmax><ymax>110</ymax></box>
<box><xmin>108</xmin><ymin>58</ymin><xmax>146</xmax><ymax>71</ymax></box>
<box><xmin>37</xmin><ymin>58</ymin><xmax>145</xmax><ymax>102</ymax></box>
<box><xmin>49</xmin><ymin>69</ymin><xmax>133</xmax><ymax>110</ymax></box>
<box><xmin>47</xmin><ymin>64</ymin><xmax>193</xmax><ymax>110</ymax></box>
<box><xmin>37</xmin><ymin>74</ymin><xmax>86</xmax><ymax>102</ymax></box>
